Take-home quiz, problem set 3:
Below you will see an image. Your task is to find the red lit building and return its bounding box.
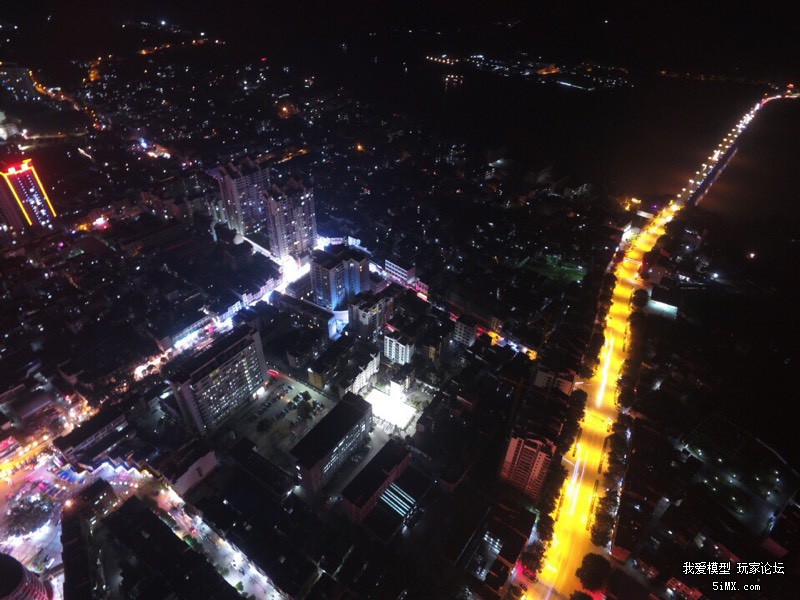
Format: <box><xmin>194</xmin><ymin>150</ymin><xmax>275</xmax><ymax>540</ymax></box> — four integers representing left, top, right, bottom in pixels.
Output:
<box><xmin>0</xmin><ymin>159</ymin><xmax>57</xmax><ymax>231</ymax></box>
<box><xmin>0</xmin><ymin>553</ymin><xmax>53</xmax><ymax>600</ymax></box>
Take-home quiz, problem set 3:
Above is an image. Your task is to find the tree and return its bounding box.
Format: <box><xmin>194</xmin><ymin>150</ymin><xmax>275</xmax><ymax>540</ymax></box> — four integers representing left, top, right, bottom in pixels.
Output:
<box><xmin>579</xmin><ymin>361</ymin><xmax>597</xmax><ymax>379</ymax></box>
<box><xmin>536</xmin><ymin>514</ymin><xmax>554</xmax><ymax>543</ymax></box>
<box><xmin>628</xmin><ymin>310</ymin><xmax>646</xmax><ymax>332</ymax></box>
<box><xmin>297</xmin><ymin>400</ymin><xmax>312</xmax><ymax>419</ymax></box>
<box><xmin>617</xmin><ymin>385</ymin><xmax>636</xmax><ymax>409</ymax></box>
<box><xmin>617</xmin><ymin>359</ymin><xmax>638</xmax><ymax>387</ymax></box>
<box><xmin>607</xmin><ymin>433</ymin><xmax>629</xmax><ymax>467</ymax></box>
<box><xmin>538</xmin><ymin>464</ymin><xmax>568</xmax><ymax>516</ymax></box>
<box><xmin>575</xmin><ymin>553</ymin><xmax>612</xmax><ymax>591</ymax></box>
<box><xmin>519</xmin><ymin>541</ymin><xmax>545</xmax><ymax>576</ymax></box>
<box><xmin>597</xmin><ymin>494</ymin><xmax>618</xmax><ymax>514</ymax></box>
<box><xmin>591</xmin><ymin>511</ymin><xmax>615</xmax><ymax>547</ymax></box>
<box><xmin>235</xmin><ymin>581</ymin><xmax>244</xmax><ymax>592</ymax></box>
<box><xmin>601</xmin><ymin>274</ymin><xmax>617</xmax><ymax>294</ymax></box>
<box><xmin>655</xmin><ymin>234</ymin><xmax>671</xmax><ymax>249</ymax></box>
<box><xmin>587</xmin><ymin>330</ymin><xmax>605</xmax><ymax>356</ymax></box>
<box><xmin>612</xmin><ymin>413</ymin><xmax>633</xmax><ymax>435</ymax></box>
<box><xmin>301</xmin><ymin>391</ymin><xmax>311</xmax><ymax>401</ymax></box>
<box><xmin>5</xmin><ymin>496</ymin><xmax>57</xmax><ymax>537</ymax></box>
<box><xmin>603</xmin><ymin>465</ymin><xmax>625</xmax><ymax>489</ymax></box>
<box><xmin>631</xmin><ymin>289</ymin><xmax>649</xmax><ymax>311</ymax></box>
<box><xmin>570</xmin><ymin>389</ymin><xmax>588</xmax><ymax>411</ymax></box>
<box><xmin>598</xmin><ymin>289</ymin><xmax>613</xmax><ymax>307</ymax></box>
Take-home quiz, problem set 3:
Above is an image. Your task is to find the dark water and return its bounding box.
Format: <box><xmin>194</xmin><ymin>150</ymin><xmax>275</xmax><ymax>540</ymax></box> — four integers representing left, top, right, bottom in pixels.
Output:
<box><xmin>342</xmin><ymin>63</ymin><xmax>765</xmax><ymax>199</ymax></box>
<box><xmin>273</xmin><ymin>25</ymin><xmax>767</xmax><ymax>198</ymax></box>
<box><xmin>312</xmin><ymin>49</ymin><xmax>763</xmax><ymax>202</ymax></box>
<box><xmin>685</xmin><ymin>99</ymin><xmax>800</xmax><ymax>467</ymax></box>
<box><xmin>700</xmin><ymin>99</ymin><xmax>800</xmax><ymax>219</ymax></box>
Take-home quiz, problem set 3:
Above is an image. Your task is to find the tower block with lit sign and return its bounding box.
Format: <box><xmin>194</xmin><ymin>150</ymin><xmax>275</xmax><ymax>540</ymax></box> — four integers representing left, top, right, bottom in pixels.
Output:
<box><xmin>0</xmin><ymin>159</ymin><xmax>57</xmax><ymax>232</ymax></box>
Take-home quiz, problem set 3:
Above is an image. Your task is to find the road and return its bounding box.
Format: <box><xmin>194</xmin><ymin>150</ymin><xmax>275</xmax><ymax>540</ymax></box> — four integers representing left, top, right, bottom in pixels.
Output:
<box><xmin>150</xmin><ymin>483</ymin><xmax>285</xmax><ymax>600</ymax></box>
<box><xmin>528</xmin><ymin>90</ymin><xmax>798</xmax><ymax>599</ymax></box>
<box><xmin>532</xmin><ymin>214</ymin><xmax>667</xmax><ymax>599</ymax></box>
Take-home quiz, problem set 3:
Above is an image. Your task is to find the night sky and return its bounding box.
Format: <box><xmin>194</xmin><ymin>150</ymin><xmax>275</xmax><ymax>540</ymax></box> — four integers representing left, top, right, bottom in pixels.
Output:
<box><xmin>3</xmin><ymin>2</ymin><xmax>800</xmax><ymax>79</ymax></box>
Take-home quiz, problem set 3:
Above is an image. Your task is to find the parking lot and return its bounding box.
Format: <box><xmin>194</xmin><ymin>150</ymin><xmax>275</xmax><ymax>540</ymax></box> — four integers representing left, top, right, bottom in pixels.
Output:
<box><xmin>229</xmin><ymin>370</ymin><xmax>433</xmax><ymax>502</ymax></box>
<box><xmin>230</xmin><ymin>371</ymin><xmax>337</xmax><ymax>469</ymax></box>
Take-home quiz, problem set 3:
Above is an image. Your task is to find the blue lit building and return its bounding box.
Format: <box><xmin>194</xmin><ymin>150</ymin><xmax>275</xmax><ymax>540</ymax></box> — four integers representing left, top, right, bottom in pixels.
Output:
<box><xmin>310</xmin><ymin>245</ymin><xmax>370</xmax><ymax>311</ymax></box>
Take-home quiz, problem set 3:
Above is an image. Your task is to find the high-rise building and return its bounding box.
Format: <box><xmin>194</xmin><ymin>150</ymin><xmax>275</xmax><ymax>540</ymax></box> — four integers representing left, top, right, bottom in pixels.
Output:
<box><xmin>0</xmin><ymin>159</ymin><xmax>57</xmax><ymax>231</ymax></box>
<box><xmin>383</xmin><ymin>330</ymin><xmax>415</xmax><ymax>365</ymax></box>
<box><xmin>168</xmin><ymin>325</ymin><xmax>267</xmax><ymax>435</ymax></box>
<box><xmin>209</xmin><ymin>158</ymin><xmax>270</xmax><ymax>236</ymax></box>
<box><xmin>311</xmin><ymin>245</ymin><xmax>370</xmax><ymax>311</ymax></box>
<box><xmin>264</xmin><ymin>178</ymin><xmax>317</xmax><ymax>260</ymax></box>
<box><xmin>0</xmin><ymin>553</ymin><xmax>52</xmax><ymax>600</ymax></box>
<box><xmin>499</xmin><ymin>434</ymin><xmax>555</xmax><ymax>500</ymax></box>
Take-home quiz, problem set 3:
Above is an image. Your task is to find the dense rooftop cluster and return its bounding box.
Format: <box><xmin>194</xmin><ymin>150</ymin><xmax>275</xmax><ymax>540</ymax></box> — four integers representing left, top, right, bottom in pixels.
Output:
<box><xmin>0</xmin><ymin>13</ymin><xmax>797</xmax><ymax>600</ymax></box>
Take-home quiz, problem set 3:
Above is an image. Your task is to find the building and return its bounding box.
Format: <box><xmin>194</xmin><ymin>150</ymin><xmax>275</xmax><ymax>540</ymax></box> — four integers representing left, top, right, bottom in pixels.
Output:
<box><xmin>341</xmin><ymin>439</ymin><xmax>410</xmax><ymax>523</ymax></box>
<box><xmin>0</xmin><ymin>553</ymin><xmax>52</xmax><ymax>600</ymax></box>
<box><xmin>68</xmin><ymin>479</ymin><xmax>118</xmax><ymax>523</ymax></box>
<box><xmin>290</xmin><ymin>392</ymin><xmax>372</xmax><ymax>493</ymax></box>
<box><xmin>168</xmin><ymin>326</ymin><xmax>267</xmax><ymax>435</ymax></box>
<box><xmin>347</xmin><ymin>286</ymin><xmax>399</xmax><ymax>340</ymax></box>
<box><xmin>311</xmin><ymin>246</ymin><xmax>370</xmax><ymax>311</ymax></box>
<box><xmin>306</xmin><ymin>335</ymin><xmax>354</xmax><ymax>390</ymax></box>
<box><xmin>264</xmin><ymin>178</ymin><xmax>317</xmax><ymax>260</ymax></box>
<box><xmin>209</xmin><ymin>158</ymin><xmax>270</xmax><ymax>236</ymax></box>
<box><xmin>271</xmin><ymin>291</ymin><xmax>337</xmax><ymax>340</ymax></box>
<box><xmin>53</xmin><ymin>406</ymin><xmax>129</xmax><ymax>468</ymax></box>
<box><xmin>0</xmin><ymin>65</ymin><xmax>39</xmax><ymax>101</ymax></box>
<box><xmin>222</xmin><ymin>239</ymin><xmax>254</xmax><ymax>271</ymax></box>
<box><xmin>498</xmin><ymin>434</ymin><xmax>555</xmax><ymax>500</ymax></box>
<box><xmin>148</xmin><ymin>308</ymin><xmax>211</xmax><ymax>353</ymax></box>
<box><xmin>383</xmin><ymin>330</ymin><xmax>415</xmax><ymax>365</ymax></box>
<box><xmin>333</xmin><ymin>342</ymin><xmax>381</xmax><ymax>399</ymax></box>
<box><xmin>101</xmin><ymin>497</ymin><xmax>240</xmax><ymax>600</ymax></box>
<box><xmin>533</xmin><ymin>365</ymin><xmax>577</xmax><ymax>396</ymax></box>
<box><xmin>61</xmin><ymin>508</ymin><xmax>99</xmax><ymax>600</ymax></box>
<box><xmin>453</xmin><ymin>315</ymin><xmax>478</xmax><ymax>347</ymax></box>
<box><xmin>0</xmin><ymin>110</ymin><xmax>20</xmax><ymax>140</ymax></box>
<box><xmin>384</xmin><ymin>256</ymin><xmax>416</xmax><ymax>287</ymax></box>
<box><xmin>466</xmin><ymin>503</ymin><xmax>537</xmax><ymax>598</ymax></box>
<box><xmin>229</xmin><ymin>439</ymin><xmax>296</xmax><ymax>503</ymax></box>
<box><xmin>150</xmin><ymin>440</ymin><xmax>218</xmax><ymax>496</ymax></box>
<box><xmin>360</xmin><ymin>465</ymin><xmax>431</xmax><ymax>543</ymax></box>
<box><xmin>0</xmin><ymin>159</ymin><xmax>57</xmax><ymax>232</ymax></box>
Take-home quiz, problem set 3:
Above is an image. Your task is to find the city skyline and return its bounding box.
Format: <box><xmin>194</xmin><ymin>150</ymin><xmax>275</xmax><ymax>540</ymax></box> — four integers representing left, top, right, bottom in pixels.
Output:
<box><xmin>0</xmin><ymin>6</ymin><xmax>798</xmax><ymax>600</ymax></box>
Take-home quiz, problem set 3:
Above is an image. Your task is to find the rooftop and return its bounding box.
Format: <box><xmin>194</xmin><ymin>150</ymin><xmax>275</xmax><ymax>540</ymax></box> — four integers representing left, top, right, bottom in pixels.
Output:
<box><xmin>290</xmin><ymin>392</ymin><xmax>371</xmax><ymax>470</ymax></box>
<box><xmin>311</xmin><ymin>245</ymin><xmax>368</xmax><ymax>271</ymax></box>
<box><xmin>341</xmin><ymin>438</ymin><xmax>409</xmax><ymax>509</ymax></box>
<box><xmin>168</xmin><ymin>325</ymin><xmax>257</xmax><ymax>383</ymax></box>
<box><xmin>53</xmin><ymin>405</ymin><xmax>125</xmax><ymax>452</ymax></box>
<box><xmin>102</xmin><ymin>496</ymin><xmax>240</xmax><ymax>600</ymax></box>
<box><xmin>229</xmin><ymin>438</ymin><xmax>296</xmax><ymax>502</ymax></box>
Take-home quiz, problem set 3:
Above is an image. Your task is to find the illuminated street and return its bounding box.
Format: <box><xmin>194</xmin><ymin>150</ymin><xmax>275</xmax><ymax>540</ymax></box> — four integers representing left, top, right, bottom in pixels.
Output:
<box><xmin>533</xmin><ymin>217</ymin><xmax>665</xmax><ymax>598</ymax></box>
<box><xmin>530</xmin><ymin>93</ymin><xmax>797</xmax><ymax>599</ymax></box>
